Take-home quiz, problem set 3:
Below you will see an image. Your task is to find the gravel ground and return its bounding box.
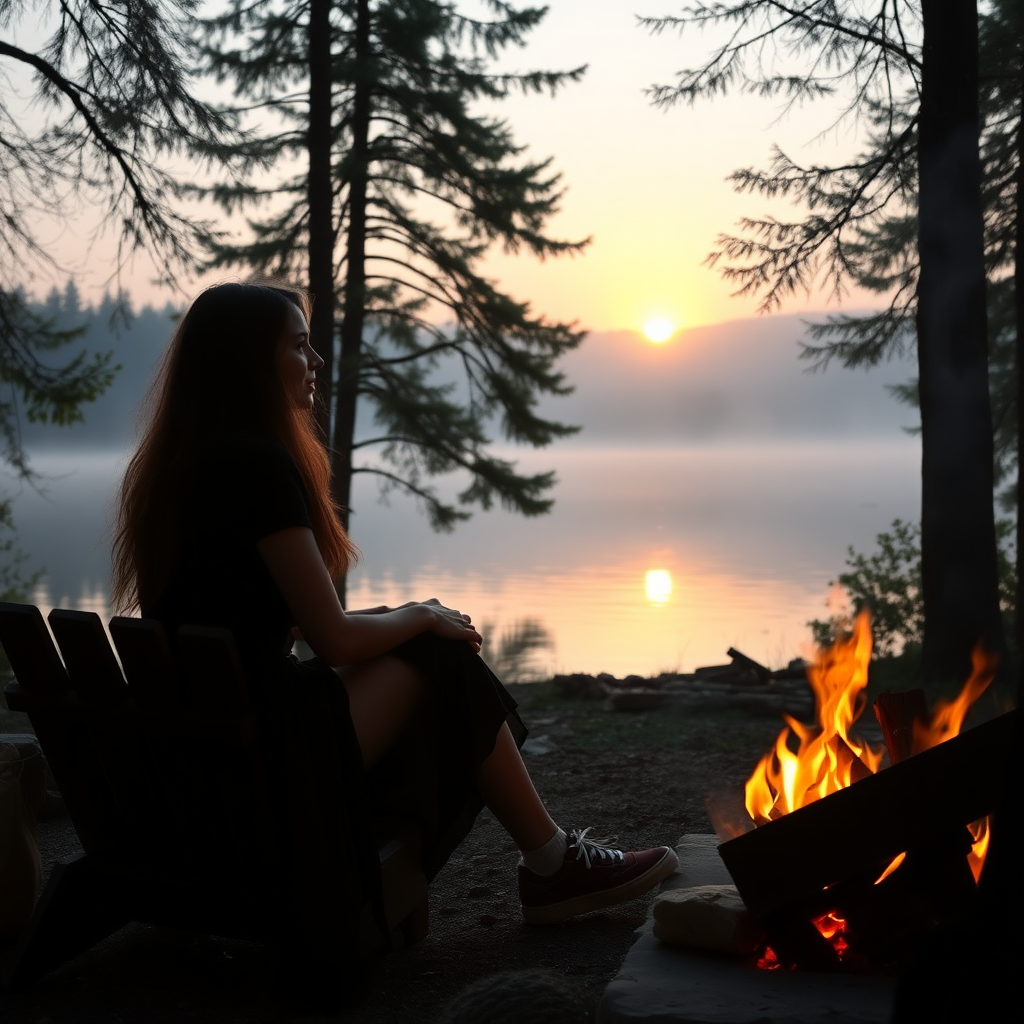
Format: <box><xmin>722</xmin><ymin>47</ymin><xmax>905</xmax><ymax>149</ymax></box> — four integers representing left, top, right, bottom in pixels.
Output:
<box><xmin>1</xmin><ymin>688</ymin><xmax>784</xmax><ymax>1024</ymax></box>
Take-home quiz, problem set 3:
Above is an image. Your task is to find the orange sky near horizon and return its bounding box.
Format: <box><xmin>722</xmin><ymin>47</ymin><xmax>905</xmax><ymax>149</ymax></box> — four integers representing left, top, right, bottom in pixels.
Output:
<box><xmin>19</xmin><ymin>0</ymin><xmax>889</xmax><ymax>334</ymax></box>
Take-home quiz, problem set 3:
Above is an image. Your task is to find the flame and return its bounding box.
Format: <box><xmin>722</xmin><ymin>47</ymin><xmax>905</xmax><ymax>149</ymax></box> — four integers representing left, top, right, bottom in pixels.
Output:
<box><xmin>745</xmin><ymin>611</ymin><xmax>883</xmax><ymax>822</ymax></box>
<box><xmin>967</xmin><ymin>816</ymin><xmax>991</xmax><ymax>885</ymax></box>
<box><xmin>912</xmin><ymin>645</ymin><xmax>998</xmax><ymax>753</ymax></box>
<box><xmin>874</xmin><ymin>851</ymin><xmax>907</xmax><ymax>885</ymax></box>
<box><xmin>744</xmin><ymin>612</ymin><xmax>998</xmax><ymax>891</ymax></box>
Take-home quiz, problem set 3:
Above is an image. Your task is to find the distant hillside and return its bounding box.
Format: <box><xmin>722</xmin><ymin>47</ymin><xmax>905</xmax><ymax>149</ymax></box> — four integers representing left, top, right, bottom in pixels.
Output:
<box><xmin>21</xmin><ymin>289</ymin><xmax>918</xmax><ymax>455</ymax></box>
<box><xmin>539</xmin><ymin>313</ymin><xmax>919</xmax><ymax>445</ymax></box>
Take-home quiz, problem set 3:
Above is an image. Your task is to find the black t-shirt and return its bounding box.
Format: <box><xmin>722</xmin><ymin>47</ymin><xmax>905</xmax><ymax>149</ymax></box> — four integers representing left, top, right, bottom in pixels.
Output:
<box><xmin>145</xmin><ymin>431</ymin><xmax>314</xmax><ymax>694</ymax></box>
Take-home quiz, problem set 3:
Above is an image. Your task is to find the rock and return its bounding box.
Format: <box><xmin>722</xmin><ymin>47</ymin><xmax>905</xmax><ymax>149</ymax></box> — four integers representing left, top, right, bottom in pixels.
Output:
<box><xmin>551</xmin><ymin>673</ymin><xmax>607</xmax><ymax>699</ymax></box>
<box><xmin>608</xmin><ymin>690</ymin><xmax>669</xmax><ymax>712</ymax></box>
<box><xmin>521</xmin><ymin>734</ymin><xmax>556</xmax><ymax>757</ymax></box>
<box><xmin>653</xmin><ymin>885</ymin><xmax>763</xmax><ymax>955</ymax></box>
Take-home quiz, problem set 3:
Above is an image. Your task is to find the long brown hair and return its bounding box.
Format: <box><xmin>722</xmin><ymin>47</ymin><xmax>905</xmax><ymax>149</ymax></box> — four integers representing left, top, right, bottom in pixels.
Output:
<box><xmin>111</xmin><ymin>282</ymin><xmax>357</xmax><ymax>613</ymax></box>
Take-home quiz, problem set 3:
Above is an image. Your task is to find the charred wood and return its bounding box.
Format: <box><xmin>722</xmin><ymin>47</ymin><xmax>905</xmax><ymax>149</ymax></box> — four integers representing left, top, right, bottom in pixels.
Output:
<box><xmin>874</xmin><ymin>690</ymin><xmax>929</xmax><ymax>764</ymax></box>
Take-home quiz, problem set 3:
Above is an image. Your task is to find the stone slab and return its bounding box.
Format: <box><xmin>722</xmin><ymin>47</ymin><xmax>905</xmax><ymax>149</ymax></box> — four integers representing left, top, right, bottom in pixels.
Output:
<box><xmin>597</xmin><ymin>835</ymin><xmax>897</xmax><ymax>1024</ymax></box>
<box><xmin>662</xmin><ymin>834</ymin><xmax>734</xmax><ymax>891</ymax></box>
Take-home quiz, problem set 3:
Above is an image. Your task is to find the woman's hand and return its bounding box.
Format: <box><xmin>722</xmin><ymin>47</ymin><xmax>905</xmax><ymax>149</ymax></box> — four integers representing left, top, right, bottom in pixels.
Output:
<box><xmin>422</xmin><ymin>598</ymin><xmax>482</xmax><ymax>653</ymax></box>
<box><xmin>347</xmin><ymin>599</ymin><xmax>450</xmax><ymax>616</ymax></box>
<box><xmin>348</xmin><ymin>597</ymin><xmax>481</xmax><ymax>652</ymax></box>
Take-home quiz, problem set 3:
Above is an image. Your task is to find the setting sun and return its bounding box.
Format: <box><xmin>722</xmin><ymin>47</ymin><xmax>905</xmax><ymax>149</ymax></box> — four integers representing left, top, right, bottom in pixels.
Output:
<box><xmin>645</xmin><ymin>569</ymin><xmax>673</xmax><ymax>604</ymax></box>
<box><xmin>643</xmin><ymin>318</ymin><xmax>675</xmax><ymax>343</ymax></box>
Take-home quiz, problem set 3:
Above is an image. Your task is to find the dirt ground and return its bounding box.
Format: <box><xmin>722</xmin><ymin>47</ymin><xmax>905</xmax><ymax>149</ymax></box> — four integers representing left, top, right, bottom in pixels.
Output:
<box><xmin>2</xmin><ymin>686</ymin><xmax>784</xmax><ymax>1024</ymax></box>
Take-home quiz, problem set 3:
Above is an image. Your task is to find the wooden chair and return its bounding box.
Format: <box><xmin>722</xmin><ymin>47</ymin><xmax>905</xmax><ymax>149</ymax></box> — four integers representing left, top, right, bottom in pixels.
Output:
<box><xmin>0</xmin><ymin>602</ymin><xmax>428</xmax><ymax>992</ymax></box>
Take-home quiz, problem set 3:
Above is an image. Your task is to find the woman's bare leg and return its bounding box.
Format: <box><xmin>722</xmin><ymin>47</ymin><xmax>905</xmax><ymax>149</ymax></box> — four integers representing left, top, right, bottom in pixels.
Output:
<box><xmin>338</xmin><ymin>661</ymin><xmax>555</xmax><ymax>851</ymax></box>
<box><xmin>335</xmin><ymin>655</ymin><xmax>422</xmax><ymax>768</ymax></box>
<box><xmin>477</xmin><ymin>722</ymin><xmax>558</xmax><ymax>852</ymax></box>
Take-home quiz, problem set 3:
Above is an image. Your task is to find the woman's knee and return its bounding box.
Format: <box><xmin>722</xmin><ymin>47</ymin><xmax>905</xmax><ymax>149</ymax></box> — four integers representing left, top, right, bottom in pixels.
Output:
<box><xmin>334</xmin><ymin>656</ymin><xmax>423</xmax><ymax>766</ymax></box>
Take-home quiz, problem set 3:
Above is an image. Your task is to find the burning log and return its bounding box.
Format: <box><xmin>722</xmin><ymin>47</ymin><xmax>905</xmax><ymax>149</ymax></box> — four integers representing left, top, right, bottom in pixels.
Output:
<box><xmin>874</xmin><ymin>689</ymin><xmax>928</xmax><ymax>764</ymax></box>
<box><xmin>835</xmin><ymin>735</ymin><xmax>874</xmax><ymax>785</ymax></box>
<box><xmin>718</xmin><ymin>708</ymin><xmax>1017</xmax><ymax>919</ymax></box>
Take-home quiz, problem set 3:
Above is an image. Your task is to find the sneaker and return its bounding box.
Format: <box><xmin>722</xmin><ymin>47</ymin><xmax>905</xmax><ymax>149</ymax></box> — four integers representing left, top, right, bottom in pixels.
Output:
<box><xmin>518</xmin><ymin>828</ymin><xmax>679</xmax><ymax>925</ymax></box>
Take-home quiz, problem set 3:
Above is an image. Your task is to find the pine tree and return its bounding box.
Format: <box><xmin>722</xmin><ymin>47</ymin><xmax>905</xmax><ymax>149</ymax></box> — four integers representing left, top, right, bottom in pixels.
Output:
<box><xmin>0</xmin><ymin>1</ymin><xmax>231</xmax><ymax>479</ymax></box>
<box><xmin>644</xmin><ymin>0</ymin><xmax>1014</xmax><ymax>682</ymax></box>
<box><xmin>196</xmin><ymin>0</ymin><xmax>586</xmax><ymax>593</ymax></box>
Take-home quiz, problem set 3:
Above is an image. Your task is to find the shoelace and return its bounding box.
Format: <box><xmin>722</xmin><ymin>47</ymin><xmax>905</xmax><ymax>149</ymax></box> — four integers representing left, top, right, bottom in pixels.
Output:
<box><xmin>569</xmin><ymin>827</ymin><xmax>625</xmax><ymax>869</ymax></box>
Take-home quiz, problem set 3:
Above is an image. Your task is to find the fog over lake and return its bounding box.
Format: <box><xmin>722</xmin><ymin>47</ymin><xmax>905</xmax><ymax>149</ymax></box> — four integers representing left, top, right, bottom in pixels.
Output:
<box><xmin>6</xmin><ymin>311</ymin><xmax>921</xmax><ymax>677</ymax></box>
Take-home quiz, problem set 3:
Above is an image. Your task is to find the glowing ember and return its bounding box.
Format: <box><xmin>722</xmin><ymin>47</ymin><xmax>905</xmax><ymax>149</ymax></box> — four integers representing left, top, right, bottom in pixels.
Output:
<box><xmin>744</xmin><ymin>611</ymin><xmax>883</xmax><ymax>823</ymax></box>
<box><xmin>811</xmin><ymin>910</ymin><xmax>849</xmax><ymax>958</ymax></box>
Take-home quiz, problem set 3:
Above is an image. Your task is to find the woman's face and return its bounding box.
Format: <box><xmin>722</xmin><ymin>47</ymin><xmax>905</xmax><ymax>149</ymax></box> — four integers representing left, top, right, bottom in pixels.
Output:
<box><xmin>276</xmin><ymin>302</ymin><xmax>324</xmax><ymax>409</ymax></box>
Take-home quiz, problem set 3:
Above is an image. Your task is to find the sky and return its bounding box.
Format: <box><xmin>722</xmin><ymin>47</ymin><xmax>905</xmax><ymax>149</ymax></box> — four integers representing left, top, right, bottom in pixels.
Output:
<box><xmin>468</xmin><ymin>0</ymin><xmax>884</xmax><ymax>333</ymax></box>
<box><xmin>15</xmin><ymin>0</ymin><xmax>889</xmax><ymax>336</ymax></box>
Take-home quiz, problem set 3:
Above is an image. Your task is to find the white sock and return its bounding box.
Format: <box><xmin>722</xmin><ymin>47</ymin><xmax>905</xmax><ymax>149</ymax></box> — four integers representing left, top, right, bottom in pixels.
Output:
<box><xmin>521</xmin><ymin>827</ymin><xmax>567</xmax><ymax>876</ymax></box>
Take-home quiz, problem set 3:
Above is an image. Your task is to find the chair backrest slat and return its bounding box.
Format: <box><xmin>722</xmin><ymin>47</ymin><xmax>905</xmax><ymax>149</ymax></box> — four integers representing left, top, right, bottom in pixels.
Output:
<box><xmin>0</xmin><ymin>603</ymin><xmax>119</xmax><ymax>851</ymax></box>
<box><xmin>0</xmin><ymin>602</ymin><xmax>70</xmax><ymax>697</ymax></box>
<box><xmin>110</xmin><ymin>617</ymin><xmax>234</xmax><ymax>860</ymax></box>
<box><xmin>176</xmin><ymin>626</ymin><xmax>251</xmax><ymax>716</ymax></box>
<box><xmin>48</xmin><ymin>609</ymin><xmax>129</xmax><ymax>706</ymax></box>
<box><xmin>109</xmin><ymin>617</ymin><xmax>182</xmax><ymax>710</ymax></box>
<box><xmin>47</xmin><ymin>609</ymin><xmax>165</xmax><ymax>846</ymax></box>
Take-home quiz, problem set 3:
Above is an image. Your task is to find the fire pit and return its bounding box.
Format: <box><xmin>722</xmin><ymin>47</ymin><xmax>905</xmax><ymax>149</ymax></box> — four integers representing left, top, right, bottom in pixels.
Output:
<box><xmin>719</xmin><ymin>612</ymin><xmax>1006</xmax><ymax>973</ymax></box>
<box><xmin>598</xmin><ymin>613</ymin><xmax>1015</xmax><ymax>1023</ymax></box>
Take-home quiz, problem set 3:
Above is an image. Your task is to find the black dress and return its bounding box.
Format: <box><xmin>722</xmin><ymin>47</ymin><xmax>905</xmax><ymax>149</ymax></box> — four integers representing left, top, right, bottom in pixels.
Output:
<box><xmin>145</xmin><ymin>431</ymin><xmax>525</xmax><ymax>973</ymax></box>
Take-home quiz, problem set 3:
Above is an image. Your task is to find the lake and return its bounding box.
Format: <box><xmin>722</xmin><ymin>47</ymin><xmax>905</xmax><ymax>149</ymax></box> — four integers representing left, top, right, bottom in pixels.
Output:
<box><xmin>5</xmin><ymin>439</ymin><xmax>921</xmax><ymax>678</ymax></box>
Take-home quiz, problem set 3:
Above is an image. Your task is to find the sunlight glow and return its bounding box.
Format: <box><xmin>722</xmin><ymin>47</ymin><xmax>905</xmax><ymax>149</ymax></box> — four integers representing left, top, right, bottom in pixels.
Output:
<box><xmin>645</xmin><ymin>568</ymin><xmax>673</xmax><ymax>605</ymax></box>
<box><xmin>643</xmin><ymin>318</ymin><xmax>675</xmax><ymax>343</ymax></box>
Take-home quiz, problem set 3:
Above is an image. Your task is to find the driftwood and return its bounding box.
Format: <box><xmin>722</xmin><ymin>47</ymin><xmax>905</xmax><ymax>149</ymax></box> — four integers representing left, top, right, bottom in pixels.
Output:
<box><xmin>717</xmin><ymin>710</ymin><xmax>1017</xmax><ymax>918</ymax></box>
<box><xmin>725</xmin><ymin>648</ymin><xmax>771</xmax><ymax>685</ymax></box>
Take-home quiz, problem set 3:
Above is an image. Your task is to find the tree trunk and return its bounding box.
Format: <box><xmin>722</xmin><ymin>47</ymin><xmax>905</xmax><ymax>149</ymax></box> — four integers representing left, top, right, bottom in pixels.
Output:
<box><xmin>1014</xmin><ymin>51</ymin><xmax>1024</xmax><ymax>693</ymax></box>
<box><xmin>331</xmin><ymin>0</ymin><xmax>372</xmax><ymax>603</ymax></box>
<box><xmin>308</xmin><ymin>0</ymin><xmax>336</xmax><ymax>443</ymax></box>
<box><xmin>917</xmin><ymin>0</ymin><xmax>1005</xmax><ymax>683</ymax></box>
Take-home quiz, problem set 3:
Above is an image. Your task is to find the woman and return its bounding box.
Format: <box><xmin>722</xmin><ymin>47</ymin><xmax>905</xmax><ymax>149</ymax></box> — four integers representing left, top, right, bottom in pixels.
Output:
<box><xmin>111</xmin><ymin>282</ymin><xmax>677</xmax><ymax>934</ymax></box>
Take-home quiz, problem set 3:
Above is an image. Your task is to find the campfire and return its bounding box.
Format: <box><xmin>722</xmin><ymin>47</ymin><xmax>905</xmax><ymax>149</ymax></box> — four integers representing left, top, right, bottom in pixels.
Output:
<box><xmin>718</xmin><ymin>610</ymin><xmax>1012</xmax><ymax>972</ymax></box>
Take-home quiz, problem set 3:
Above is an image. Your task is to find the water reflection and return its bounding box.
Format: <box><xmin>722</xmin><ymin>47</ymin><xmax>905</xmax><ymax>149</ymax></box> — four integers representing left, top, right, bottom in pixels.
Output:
<box><xmin>10</xmin><ymin>441</ymin><xmax>921</xmax><ymax>679</ymax></box>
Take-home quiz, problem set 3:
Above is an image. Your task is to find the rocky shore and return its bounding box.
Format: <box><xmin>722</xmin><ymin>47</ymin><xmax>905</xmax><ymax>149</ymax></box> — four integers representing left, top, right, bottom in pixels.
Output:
<box><xmin>551</xmin><ymin>647</ymin><xmax>815</xmax><ymax>718</ymax></box>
